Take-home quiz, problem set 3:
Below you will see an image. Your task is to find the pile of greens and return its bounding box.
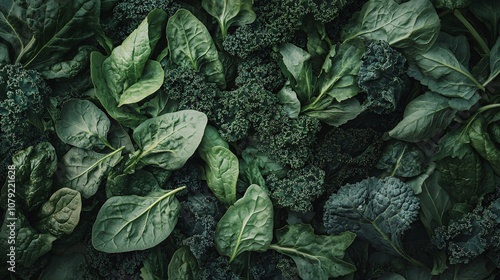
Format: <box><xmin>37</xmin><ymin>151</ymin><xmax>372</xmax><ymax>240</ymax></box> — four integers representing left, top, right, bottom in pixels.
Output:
<box><xmin>1</xmin><ymin>0</ymin><xmax>499</xmax><ymax>279</ymax></box>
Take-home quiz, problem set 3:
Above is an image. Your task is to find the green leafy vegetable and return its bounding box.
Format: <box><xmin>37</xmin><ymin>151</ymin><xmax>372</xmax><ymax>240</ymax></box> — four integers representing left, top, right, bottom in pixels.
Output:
<box><xmin>202</xmin><ymin>0</ymin><xmax>256</xmax><ymax>40</ymax></box>
<box><xmin>168</xmin><ymin>246</ymin><xmax>201</xmax><ymax>280</ymax></box>
<box><xmin>215</xmin><ymin>184</ymin><xmax>273</xmax><ymax>262</ymax></box>
<box><xmin>203</xmin><ymin>146</ymin><xmax>239</xmax><ymax>206</ymax></box>
<box><xmin>167</xmin><ymin>9</ymin><xmax>225</xmax><ymax>88</ymax></box>
<box><xmin>269</xmin><ymin>224</ymin><xmax>356</xmax><ymax>280</ymax></box>
<box><xmin>56</xmin><ymin>99</ymin><xmax>111</xmax><ymax>150</ymax></box>
<box><xmin>92</xmin><ymin>187</ymin><xmax>185</xmax><ymax>253</ymax></box>
<box><xmin>35</xmin><ymin>188</ymin><xmax>82</xmax><ymax>237</ymax></box>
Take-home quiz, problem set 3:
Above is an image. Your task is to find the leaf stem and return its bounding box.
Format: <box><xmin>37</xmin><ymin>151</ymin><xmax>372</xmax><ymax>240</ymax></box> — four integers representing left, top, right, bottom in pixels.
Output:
<box><xmin>454</xmin><ymin>9</ymin><xmax>490</xmax><ymax>56</ymax></box>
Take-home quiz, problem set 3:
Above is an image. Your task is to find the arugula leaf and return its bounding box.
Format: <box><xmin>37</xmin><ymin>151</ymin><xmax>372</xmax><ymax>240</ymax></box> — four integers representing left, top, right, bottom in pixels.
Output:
<box><xmin>202</xmin><ymin>0</ymin><xmax>256</xmax><ymax>40</ymax></box>
<box><xmin>57</xmin><ymin>147</ymin><xmax>124</xmax><ymax>199</ymax></box>
<box><xmin>341</xmin><ymin>0</ymin><xmax>440</xmax><ymax>56</ymax></box>
<box><xmin>203</xmin><ymin>146</ymin><xmax>239</xmax><ymax>206</ymax></box>
<box><xmin>269</xmin><ymin>224</ymin><xmax>356</xmax><ymax>280</ymax></box>
<box><xmin>168</xmin><ymin>246</ymin><xmax>201</xmax><ymax>280</ymax></box>
<box><xmin>56</xmin><ymin>99</ymin><xmax>111</xmax><ymax>150</ymax></box>
<box><xmin>126</xmin><ymin>110</ymin><xmax>207</xmax><ymax>172</ymax></box>
<box><xmin>35</xmin><ymin>188</ymin><xmax>82</xmax><ymax>237</ymax></box>
<box><xmin>92</xmin><ymin>187</ymin><xmax>185</xmax><ymax>253</ymax></box>
<box><xmin>389</xmin><ymin>92</ymin><xmax>456</xmax><ymax>142</ymax></box>
<box><xmin>215</xmin><ymin>184</ymin><xmax>273</xmax><ymax>262</ymax></box>
<box><xmin>167</xmin><ymin>9</ymin><xmax>225</xmax><ymax>88</ymax></box>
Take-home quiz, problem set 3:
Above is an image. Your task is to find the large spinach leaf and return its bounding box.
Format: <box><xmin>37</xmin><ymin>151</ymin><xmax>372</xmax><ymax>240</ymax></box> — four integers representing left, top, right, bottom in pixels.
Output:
<box><xmin>57</xmin><ymin>147</ymin><xmax>124</xmax><ymax>199</ymax></box>
<box><xmin>203</xmin><ymin>146</ymin><xmax>239</xmax><ymax>206</ymax></box>
<box><xmin>341</xmin><ymin>0</ymin><xmax>440</xmax><ymax>56</ymax></box>
<box><xmin>389</xmin><ymin>92</ymin><xmax>456</xmax><ymax>142</ymax></box>
<box><xmin>126</xmin><ymin>110</ymin><xmax>207</xmax><ymax>172</ymax></box>
<box><xmin>215</xmin><ymin>184</ymin><xmax>273</xmax><ymax>262</ymax></box>
<box><xmin>269</xmin><ymin>224</ymin><xmax>356</xmax><ymax>280</ymax></box>
<box><xmin>56</xmin><ymin>99</ymin><xmax>111</xmax><ymax>150</ymax></box>
<box><xmin>167</xmin><ymin>9</ymin><xmax>225</xmax><ymax>88</ymax></box>
<box><xmin>92</xmin><ymin>187</ymin><xmax>185</xmax><ymax>253</ymax></box>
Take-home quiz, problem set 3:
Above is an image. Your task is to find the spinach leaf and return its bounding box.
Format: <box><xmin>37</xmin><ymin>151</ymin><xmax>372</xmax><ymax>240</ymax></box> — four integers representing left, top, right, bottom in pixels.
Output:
<box><xmin>108</xmin><ymin>122</ymin><xmax>135</xmax><ymax>154</ymax></box>
<box><xmin>215</xmin><ymin>184</ymin><xmax>273</xmax><ymax>262</ymax></box>
<box><xmin>318</xmin><ymin>39</ymin><xmax>364</xmax><ymax>103</ymax></box>
<box><xmin>167</xmin><ymin>9</ymin><xmax>225</xmax><ymax>88</ymax></box>
<box><xmin>418</xmin><ymin>173</ymin><xmax>452</xmax><ymax>233</ymax></box>
<box><xmin>468</xmin><ymin>115</ymin><xmax>500</xmax><ymax>176</ymax></box>
<box><xmin>91</xmin><ymin>51</ymin><xmax>147</xmax><ymax>128</ymax></box>
<box><xmin>57</xmin><ymin>147</ymin><xmax>124</xmax><ymax>199</ymax></box>
<box><xmin>433</xmin><ymin>126</ymin><xmax>471</xmax><ymax>160</ymax></box>
<box><xmin>203</xmin><ymin>146</ymin><xmax>239</xmax><ymax>206</ymax></box>
<box><xmin>470</xmin><ymin>0</ymin><xmax>500</xmax><ymax>40</ymax></box>
<box><xmin>0</xmin><ymin>0</ymin><xmax>101</xmax><ymax>69</ymax></box>
<box><xmin>376</xmin><ymin>141</ymin><xmax>427</xmax><ymax>177</ymax></box>
<box><xmin>106</xmin><ymin>170</ymin><xmax>160</xmax><ymax>197</ymax></box>
<box><xmin>198</xmin><ymin>125</ymin><xmax>229</xmax><ymax>155</ymax></box>
<box><xmin>0</xmin><ymin>213</ymin><xmax>56</xmax><ymax>266</ymax></box>
<box><xmin>35</xmin><ymin>188</ymin><xmax>82</xmax><ymax>237</ymax></box>
<box><xmin>168</xmin><ymin>246</ymin><xmax>201</xmax><ymax>280</ymax></box>
<box><xmin>4</xmin><ymin>142</ymin><xmax>57</xmax><ymax>213</ymax></box>
<box><xmin>140</xmin><ymin>247</ymin><xmax>169</xmax><ymax>280</ymax></box>
<box><xmin>278</xmin><ymin>43</ymin><xmax>315</xmax><ymax>103</ymax></box>
<box><xmin>92</xmin><ymin>187</ymin><xmax>185</xmax><ymax>253</ymax></box>
<box><xmin>102</xmin><ymin>9</ymin><xmax>166</xmax><ymax>102</ymax></box>
<box><xmin>304</xmin><ymin>98</ymin><xmax>364</xmax><ymax>127</ymax></box>
<box><xmin>56</xmin><ymin>99</ymin><xmax>111</xmax><ymax>150</ymax></box>
<box><xmin>341</xmin><ymin>0</ymin><xmax>440</xmax><ymax>56</ymax></box>
<box><xmin>269</xmin><ymin>224</ymin><xmax>356</xmax><ymax>280</ymax></box>
<box><xmin>483</xmin><ymin>37</ymin><xmax>500</xmax><ymax>86</ymax></box>
<box><xmin>126</xmin><ymin>110</ymin><xmax>207</xmax><ymax>172</ymax></box>
<box><xmin>407</xmin><ymin>44</ymin><xmax>484</xmax><ymax>104</ymax></box>
<box><xmin>39</xmin><ymin>253</ymin><xmax>86</xmax><ymax>280</ymax></box>
<box><xmin>202</xmin><ymin>0</ymin><xmax>256</xmax><ymax>40</ymax></box>
<box><xmin>436</xmin><ymin>33</ymin><xmax>471</xmax><ymax>68</ymax></box>
<box><xmin>277</xmin><ymin>83</ymin><xmax>301</xmax><ymax>119</ymax></box>
<box><xmin>389</xmin><ymin>92</ymin><xmax>456</xmax><ymax>142</ymax></box>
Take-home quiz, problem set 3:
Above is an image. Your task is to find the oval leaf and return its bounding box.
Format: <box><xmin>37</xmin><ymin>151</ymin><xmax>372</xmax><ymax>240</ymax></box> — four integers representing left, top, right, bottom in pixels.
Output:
<box><xmin>92</xmin><ymin>187</ymin><xmax>185</xmax><ymax>253</ymax></box>
<box><xmin>35</xmin><ymin>188</ymin><xmax>82</xmax><ymax>237</ymax></box>
<box><xmin>132</xmin><ymin>110</ymin><xmax>208</xmax><ymax>170</ymax></box>
<box><xmin>202</xmin><ymin>0</ymin><xmax>256</xmax><ymax>39</ymax></box>
<box><xmin>215</xmin><ymin>184</ymin><xmax>273</xmax><ymax>262</ymax></box>
<box><xmin>118</xmin><ymin>59</ymin><xmax>164</xmax><ymax>106</ymax></box>
<box><xmin>204</xmin><ymin>146</ymin><xmax>239</xmax><ymax>206</ymax></box>
<box><xmin>168</xmin><ymin>247</ymin><xmax>201</xmax><ymax>280</ymax></box>
<box><xmin>167</xmin><ymin>9</ymin><xmax>225</xmax><ymax>88</ymax></box>
<box><xmin>56</xmin><ymin>99</ymin><xmax>111</xmax><ymax>150</ymax></box>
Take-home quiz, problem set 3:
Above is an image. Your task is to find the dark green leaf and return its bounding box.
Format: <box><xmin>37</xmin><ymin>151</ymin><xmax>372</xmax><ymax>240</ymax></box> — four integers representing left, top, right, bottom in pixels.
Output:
<box><xmin>470</xmin><ymin>0</ymin><xmax>500</xmax><ymax>39</ymax></box>
<box><xmin>215</xmin><ymin>184</ymin><xmax>273</xmax><ymax>262</ymax></box>
<box><xmin>436</xmin><ymin>33</ymin><xmax>470</xmax><ymax>67</ymax></box>
<box><xmin>198</xmin><ymin>125</ymin><xmax>229</xmax><ymax>156</ymax></box>
<box><xmin>92</xmin><ymin>187</ymin><xmax>184</xmax><ymax>253</ymax></box>
<box><xmin>203</xmin><ymin>146</ymin><xmax>239</xmax><ymax>206</ymax></box>
<box><xmin>167</xmin><ymin>9</ymin><xmax>225</xmax><ymax>88</ymax></box>
<box><xmin>39</xmin><ymin>253</ymin><xmax>86</xmax><ymax>280</ymax></box>
<box><xmin>305</xmin><ymin>98</ymin><xmax>364</xmax><ymax>127</ymax></box>
<box><xmin>106</xmin><ymin>170</ymin><xmax>160</xmax><ymax>197</ymax></box>
<box><xmin>35</xmin><ymin>188</ymin><xmax>82</xmax><ymax>237</ymax></box>
<box><xmin>202</xmin><ymin>0</ymin><xmax>256</xmax><ymax>39</ymax></box>
<box><xmin>389</xmin><ymin>92</ymin><xmax>456</xmax><ymax>142</ymax></box>
<box><xmin>56</xmin><ymin>99</ymin><xmax>111</xmax><ymax>150</ymax></box>
<box><xmin>117</xmin><ymin>59</ymin><xmax>164</xmax><ymax>106</ymax></box>
<box><xmin>278</xmin><ymin>83</ymin><xmax>301</xmax><ymax>119</ymax></box>
<box><xmin>376</xmin><ymin>141</ymin><xmax>427</xmax><ymax>177</ymax></box>
<box><xmin>278</xmin><ymin>43</ymin><xmax>315</xmax><ymax>102</ymax></box>
<box><xmin>57</xmin><ymin>147</ymin><xmax>123</xmax><ymax>199</ymax></box>
<box><xmin>269</xmin><ymin>224</ymin><xmax>356</xmax><ymax>280</ymax></box>
<box><xmin>418</xmin><ymin>173</ymin><xmax>452</xmax><ymax>232</ymax></box>
<box><xmin>469</xmin><ymin>115</ymin><xmax>500</xmax><ymax>176</ymax></box>
<box><xmin>140</xmin><ymin>247</ymin><xmax>169</xmax><ymax>280</ymax></box>
<box><xmin>168</xmin><ymin>246</ymin><xmax>201</xmax><ymax>280</ymax></box>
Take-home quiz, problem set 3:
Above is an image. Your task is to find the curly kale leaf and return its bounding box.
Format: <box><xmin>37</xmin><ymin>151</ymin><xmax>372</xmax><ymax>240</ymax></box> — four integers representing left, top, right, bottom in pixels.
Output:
<box><xmin>324</xmin><ymin>177</ymin><xmax>421</xmax><ymax>262</ymax></box>
<box><xmin>267</xmin><ymin>165</ymin><xmax>325</xmax><ymax>213</ymax></box>
<box><xmin>358</xmin><ymin>40</ymin><xmax>410</xmax><ymax>114</ymax></box>
<box><xmin>433</xmin><ymin>198</ymin><xmax>500</xmax><ymax>266</ymax></box>
<box><xmin>0</xmin><ymin>64</ymin><xmax>50</xmax><ymax>169</ymax></box>
<box><xmin>235</xmin><ymin>51</ymin><xmax>286</xmax><ymax>93</ymax></box>
<box><xmin>254</xmin><ymin>113</ymin><xmax>321</xmax><ymax>168</ymax></box>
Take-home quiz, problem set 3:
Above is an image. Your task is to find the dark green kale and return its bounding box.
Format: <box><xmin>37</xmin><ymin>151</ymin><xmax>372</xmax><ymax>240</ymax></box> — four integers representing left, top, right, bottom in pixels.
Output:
<box><xmin>0</xmin><ymin>64</ymin><xmax>50</xmax><ymax>169</ymax></box>
<box><xmin>266</xmin><ymin>165</ymin><xmax>325</xmax><ymax>213</ymax></box>
<box><xmin>102</xmin><ymin>0</ymin><xmax>181</xmax><ymax>42</ymax></box>
<box><xmin>433</xmin><ymin>198</ymin><xmax>500</xmax><ymax>266</ymax></box>
<box><xmin>358</xmin><ymin>40</ymin><xmax>410</xmax><ymax>114</ymax></box>
<box><xmin>200</xmin><ymin>254</ymin><xmax>240</xmax><ymax>280</ymax></box>
<box><xmin>234</xmin><ymin>51</ymin><xmax>286</xmax><ymax>93</ymax></box>
<box><xmin>313</xmin><ymin>127</ymin><xmax>384</xmax><ymax>192</ymax></box>
<box><xmin>223</xmin><ymin>0</ymin><xmax>352</xmax><ymax>58</ymax></box>
<box><xmin>254</xmin><ymin>113</ymin><xmax>321</xmax><ymax>169</ymax></box>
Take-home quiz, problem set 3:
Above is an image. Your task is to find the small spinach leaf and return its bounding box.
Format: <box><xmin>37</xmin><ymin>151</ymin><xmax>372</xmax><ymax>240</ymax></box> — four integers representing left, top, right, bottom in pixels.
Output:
<box><xmin>35</xmin><ymin>188</ymin><xmax>82</xmax><ymax>237</ymax></box>
<box><xmin>168</xmin><ymin>246</ymin><xmax>201</xmax><ymax>280</ymax></box>
<box><xmin>203</xmin><ymin>146</ymin><xmax>239</xmax><ymax>206</ymax></box>
<box><xmin>202</xmin><ymin>0</ymin><xmax>256</xmax><ymax>40</ymax></box>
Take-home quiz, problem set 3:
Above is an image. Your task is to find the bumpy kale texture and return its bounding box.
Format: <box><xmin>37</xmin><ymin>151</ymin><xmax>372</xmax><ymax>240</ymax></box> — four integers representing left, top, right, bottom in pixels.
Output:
<box><xmin>0</xmin><ymin>64</ymin><xmax>50</xmax><ymax>168</ymax></box>
<box><xmin>223</xmin><ymin>0</ymin><xmax>352</xmax><ymax>58</ymax></box>
<box><xmin>324</xmin><ymin>176</ymin><xmax>420</xmax><ymax>255</ymax></box>
<box><xmin>235</xmin><ymin>51</ymin><xmax>286</xmax><ymax>93</ymax></box>
<box><xmin>267</xmin><ymin>165</ymin><xmax>325</xmax><ymax>213</ymax></box>
<box><xmin>433</xmin><ymin>198</ymin><xmax>500</xmax><ymax>266</ymax></box>
<box><xmin>358</xmin><ymin>40</ymin><xmax>409</xmax><ymax>114</ymax></box>
<box><xmin>254</xmin><ymin>112</ymin><xmax>321</xmax><ymax>169</ymax></box>
<box><xmin>102</xmin><ymin>0</ymin><xmax>180</xmax><ymax>42</ymax></box>
<box><xmin>312</xmin><ymin>127</ymin><xmax>384</xmax><ymax>191</ymax></box>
